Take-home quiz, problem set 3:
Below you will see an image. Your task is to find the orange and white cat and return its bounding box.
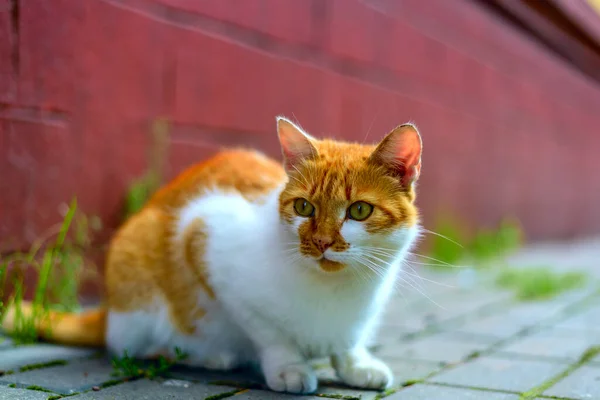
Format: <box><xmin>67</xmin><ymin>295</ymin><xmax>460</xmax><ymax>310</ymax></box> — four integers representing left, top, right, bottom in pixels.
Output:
<box><xmin>3</xmin><ymin>117</ymin><xmax>423</xmax><ymax>394</ymax></box>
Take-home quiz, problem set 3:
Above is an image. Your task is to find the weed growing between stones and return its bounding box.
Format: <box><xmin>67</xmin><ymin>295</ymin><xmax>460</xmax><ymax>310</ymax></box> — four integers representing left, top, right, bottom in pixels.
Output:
<box><xmin>0</xmin><ymin>198</ymin><xmax>101</xmax><ymax>343</ymax></box>
<box><xmin>496</xmin><ymin>267</ymin><xmax>587</xmax><ymax>301</ymax></box>
<box><xmin>427</xmin><ymin>215</ymin><xmax>523</xmax><ymax>268</ymax></box>
<box><xmin>123</xmin><ymin>118</ymin><xmax>169</xmax><ymax>220</ymax></box>
<box><xmin>204</xmin><ymin>390</ymin><xmax>245</xmax><ymax>400</ymax></box>
<box><xmin>111</xmin><ymin>347</ymin><xmax>188</xmax><ymax>379</ymax></box>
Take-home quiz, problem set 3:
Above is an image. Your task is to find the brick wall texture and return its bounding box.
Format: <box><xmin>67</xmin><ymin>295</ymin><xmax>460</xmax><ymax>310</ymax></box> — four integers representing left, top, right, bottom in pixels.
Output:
<box><xmin>1</xmin><ymin>0</ymin><xmax>600</xmax><ymax>253</ymax></box>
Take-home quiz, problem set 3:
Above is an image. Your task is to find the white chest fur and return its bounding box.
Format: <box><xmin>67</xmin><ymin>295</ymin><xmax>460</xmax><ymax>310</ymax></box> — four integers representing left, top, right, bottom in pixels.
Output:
<box><xmin>177</xmin><ymin>188</ymin><xmax>414</xmax><ymax>359</ymax></box>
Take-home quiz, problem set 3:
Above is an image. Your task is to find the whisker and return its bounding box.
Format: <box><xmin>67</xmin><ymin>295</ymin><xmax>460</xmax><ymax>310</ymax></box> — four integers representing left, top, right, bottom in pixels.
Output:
<box><xmin>362</xmin><ymin>111</ymin><xmax>379</xmax><ymax>144</ymax></box>
<box><xmin>400</xmin><ymin>263</ymin><xmax>456</xmax><ymax>288</ymax></box>
<box><xmin>420</xmin><ymin>228</ymin><xmax>464</xmax><ymax>248</ymax></box>
<box><xmin>407</xmin><ymin>252</ymin><xmax>468</xmax><ymax>269</ymax></box>
<box><xmin>361</xmin><ymin>253</ymin><xmax>424</xmax><ymax>293</ymax></box>
<box><xmin>361</xmin><ymin>254</ymin><xmax>444</xmax><ymax>309</ymax></box>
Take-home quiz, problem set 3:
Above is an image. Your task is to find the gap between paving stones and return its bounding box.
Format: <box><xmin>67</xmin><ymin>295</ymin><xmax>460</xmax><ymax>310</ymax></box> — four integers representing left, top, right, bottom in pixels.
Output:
<box><xmin>0</xmin><ymin>351</ymin><xmax>105</xmax><ymax>378</ymax></box>
<box><xmin>385</xmin><ymin>297</ymin><xmax>514</xmax><ymax>345</ymax></box>
<box><xmin>376</xmin><ymin>291</ymin><xmax>600</xmax><ymax>398</ymax></box>
<box><xmin>518</xmin><ymin>345</ymin><xmax>600</xmax><ymax>400</ymax></box>
<box><xmin>0</xmin><ymin>352</ymin><xmax>135</xmax><ymax>398</ymax></box>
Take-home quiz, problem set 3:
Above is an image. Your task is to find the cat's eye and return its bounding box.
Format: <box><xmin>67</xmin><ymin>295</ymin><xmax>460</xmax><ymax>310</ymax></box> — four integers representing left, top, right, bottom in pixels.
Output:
<box><xmin>294</xmin><ymin>198</ymin><xmax>315</xmax><ymax>217</ymax></box>
<box><xmin>348</xmin><ymin>201</ymin><xmax>373</xmax><ymax>221</ymax></box>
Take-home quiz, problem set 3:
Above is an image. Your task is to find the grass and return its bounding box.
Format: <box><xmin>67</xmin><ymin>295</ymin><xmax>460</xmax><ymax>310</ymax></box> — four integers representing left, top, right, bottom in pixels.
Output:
<box><xmin>25</xmin><ymin>385</ymin><xmax>55</xmax><ymax>393</ymax></box>
<box><xmin>111</xmin><ymin>347</ymin><xmax>188</xmax><ymax>379</ymax></box>
<box><xmin>0</xmin><ymin>198</ymin><xmax>101</xmax><ymax>343</ymax></box>
<box><xmin>123</xmin><ymin>118</ymin><xmax>169</xmax><ymax>219</ymax></box>
<box><xmin>428</xmin><ymin>215</ymin><xmax>523</xmax><ymax>268</ymax></box>
<box><xmin>496</xmin><ymin>267</ymin><xmax>587</xmax><ymax>301</ymax></box>
<box><xmin>19</xmin><ymin>359</ymin><xmax>67</xmax><ymax>372</ymax></box>
<box><xmin>204</xmin><ymin>390</ymin><xmax>244</xmax><ymax>400</ymax></box>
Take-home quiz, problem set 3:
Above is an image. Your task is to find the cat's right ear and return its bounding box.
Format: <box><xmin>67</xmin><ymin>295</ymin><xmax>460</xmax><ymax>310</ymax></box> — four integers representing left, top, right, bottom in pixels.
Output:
<box><xmin>276</xmin><ymin>116</ymin><xmax>318</xmax><ymax>172</ymax></box>
<box><xmin>369</xmin><ymin>123</ymin><xmax>423</xmax><ymax>187</ymax></box>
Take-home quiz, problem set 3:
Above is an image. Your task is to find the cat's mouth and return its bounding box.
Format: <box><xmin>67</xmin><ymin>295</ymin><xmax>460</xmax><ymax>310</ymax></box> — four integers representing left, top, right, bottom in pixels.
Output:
<box><xmin>316</xmin><ymin>255</ymin><xmax>345</xmax><ymax>272</ymax></box>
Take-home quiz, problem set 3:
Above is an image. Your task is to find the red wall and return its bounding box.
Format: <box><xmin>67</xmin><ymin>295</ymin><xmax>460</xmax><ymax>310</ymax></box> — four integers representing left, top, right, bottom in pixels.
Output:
<box><xmin>2</xmin><ymin>0</ymin><xmax>600</xmax><ymax>253</ymax></box>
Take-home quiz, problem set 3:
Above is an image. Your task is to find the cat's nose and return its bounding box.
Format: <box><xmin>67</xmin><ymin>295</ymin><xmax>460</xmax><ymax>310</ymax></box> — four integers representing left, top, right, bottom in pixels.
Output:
<box><xmin>313</xmin><ymin>233</ymin><xmax>334</xmax><ymax>253</ymax></box>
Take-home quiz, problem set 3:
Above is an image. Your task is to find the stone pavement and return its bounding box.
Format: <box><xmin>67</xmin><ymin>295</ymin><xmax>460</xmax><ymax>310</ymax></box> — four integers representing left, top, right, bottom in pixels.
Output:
<box><xmin>1</xmin><ymin>237</ymin><xmax>600</xmax><ymax>399</ymax></box>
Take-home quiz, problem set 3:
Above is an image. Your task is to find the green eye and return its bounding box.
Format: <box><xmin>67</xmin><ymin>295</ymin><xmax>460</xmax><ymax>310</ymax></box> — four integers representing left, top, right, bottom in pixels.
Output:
<box><xmin>348</xmin><ymin>201</ymin><xmax>373</xmax><ymax>221</ymax></box>
<box><xmin>294</xmin><ymin>198</ymin><xmax>315</xmax><ymax>217</ymax></box>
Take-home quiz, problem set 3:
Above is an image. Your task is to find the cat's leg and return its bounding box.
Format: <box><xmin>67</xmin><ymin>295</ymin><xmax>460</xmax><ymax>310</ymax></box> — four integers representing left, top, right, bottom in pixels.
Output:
<box><xmin>106</xmin><ymin>309</ymin><xmax>159</xmax><ymax>358</ymax></box>
<box><xmin>259</xmin><ymin>343</ymin><xmax>318</xmax><ymax>394</ymax></box>
<box><xmin>226</xmin><ymin>311</ymin><xmax>316</xmax><ymax>393</ymax></box>
<box><xmin>331</xmin><ymin>347</ymin><xmax>393</xmax><ymax>390</ymax></box>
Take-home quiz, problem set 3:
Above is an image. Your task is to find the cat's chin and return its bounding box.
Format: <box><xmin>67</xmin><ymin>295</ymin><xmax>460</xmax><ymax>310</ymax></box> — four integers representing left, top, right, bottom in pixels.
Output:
<box><xmin>317</xmin><ymin>257</ymin><xmax>345</xmax><ymax>273</ymax></box>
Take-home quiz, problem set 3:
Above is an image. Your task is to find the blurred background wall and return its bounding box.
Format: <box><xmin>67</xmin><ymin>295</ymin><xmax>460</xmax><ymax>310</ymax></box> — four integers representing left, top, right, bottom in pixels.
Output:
<box><xmin>2</xmin><ymin>0</ymin><xmax>600</xmax><ymax>256</ymax></box>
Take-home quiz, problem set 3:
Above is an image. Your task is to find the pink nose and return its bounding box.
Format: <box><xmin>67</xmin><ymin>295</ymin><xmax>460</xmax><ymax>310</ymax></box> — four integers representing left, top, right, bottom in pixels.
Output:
<box><xmin>313</xmin><ymin>234</ymin><xmax>334</xmax><ymax>253</ymax></box>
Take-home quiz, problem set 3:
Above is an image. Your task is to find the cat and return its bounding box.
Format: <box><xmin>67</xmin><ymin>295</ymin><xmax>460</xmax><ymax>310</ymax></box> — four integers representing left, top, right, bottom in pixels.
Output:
<box><xmin>2</xmin><ymin>116</ymin><xmax>423</xmax><ymax>394</ymax></box>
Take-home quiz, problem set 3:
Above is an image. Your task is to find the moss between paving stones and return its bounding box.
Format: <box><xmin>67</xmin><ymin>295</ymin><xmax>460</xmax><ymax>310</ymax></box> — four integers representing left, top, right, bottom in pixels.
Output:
<box><xmin>46</xmin><ymin>395</ymin><xmax>79</xmax><ymax>400</ymax></box>
<box><xmin>315</xmin><ymin>394</ymin><xmax>359</xmax><ymax>399</ymax></box>
<box><xmin>19</xmin><ymin>360</ymin><xmax>68</xmax><ymax>372</ymax></box>
<box><xmin>204</xmin><ymin>389</ymin><xmax>244</xmax><ymax>400</ymax></box>
<box><xmin>519</xmin><ymin>345</ymin><xmax>600</xmax><ymax>399</ymax></box>
<box><xmin>374</xmin><ymin>379</ymin><xmax>422</xmax><ymax>399</ymax></box>
<box><xmin>25</xmin><ymin>385</ymin><xmax>56</xmax><ymax>393</ymax></box>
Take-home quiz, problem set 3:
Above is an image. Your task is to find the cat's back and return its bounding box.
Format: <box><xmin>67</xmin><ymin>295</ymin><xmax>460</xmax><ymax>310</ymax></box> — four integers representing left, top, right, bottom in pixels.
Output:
<box><xmin>105</xmin><ymin>148</ymin><xmax>285</xmax><ymax>315</ymax></box>
<box><xmin>148</xmin><ymin>149</ymin><xmax>286</xmax><ymax>210</ymax></box>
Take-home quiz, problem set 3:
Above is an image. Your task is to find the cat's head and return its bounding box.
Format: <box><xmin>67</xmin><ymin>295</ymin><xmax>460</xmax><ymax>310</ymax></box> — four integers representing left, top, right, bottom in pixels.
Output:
<box><xmin>277</xmin><ymin>116</ymin><xmax>422</xmax><ymax>274</ymax></box>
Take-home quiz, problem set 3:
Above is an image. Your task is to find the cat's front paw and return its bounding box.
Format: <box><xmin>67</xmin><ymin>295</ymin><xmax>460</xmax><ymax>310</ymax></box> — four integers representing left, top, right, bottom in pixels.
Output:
<box><xmin>333</xmin><ymin>353</ymin><xmax>393</xmax><ymax>390</ymax></box>
<box><xmin>265</xmin><ymin>363</ymin><xmax>318</xmax><ymax>394</ymax></box>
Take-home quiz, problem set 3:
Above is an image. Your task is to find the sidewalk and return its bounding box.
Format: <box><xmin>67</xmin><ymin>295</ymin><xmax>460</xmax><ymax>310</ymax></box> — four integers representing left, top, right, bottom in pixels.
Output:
<box><xmin>1</xmin><ymin>237</ymin><xmax>599</xmax><ymax>399</ymax></box>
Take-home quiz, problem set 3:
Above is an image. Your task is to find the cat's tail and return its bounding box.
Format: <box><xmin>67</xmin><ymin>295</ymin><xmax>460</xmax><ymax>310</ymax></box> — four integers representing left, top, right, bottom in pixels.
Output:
<box><xmin>1</xmin><ymin>301</ymin><xmax>106</xmax><ymax>347</ymax></box>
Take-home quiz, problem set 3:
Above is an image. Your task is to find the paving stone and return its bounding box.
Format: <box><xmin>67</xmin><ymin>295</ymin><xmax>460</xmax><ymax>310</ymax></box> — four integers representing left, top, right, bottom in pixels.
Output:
<box><xmin>375</xmin><ymin>332</ymin><xmax>494</xmax><ymax>364</ymax></box>
<box><xmin>383</xmin><ymin>359</ymin><xmax>443</xmax><ymax>382</ymax></box>
<box><xmin>73</xmin><ymin>378</ymin><xmax>240</xmax><ymax>399</ymax></box>
<box><xmin>544</xmin><ymin>366</ymin><xmax>600</xmax><ymax>399</ymax></box>
<box><xmin>553</xmin><ymin>305</ymin><xmax>600</xmax><ymax>332</ymax></box>
<box><xmin>370</xmin><ymin>325</ymin><xmax>412</xmax><ymax>346</ymax></box>
<box><xmin>422</xmin><ymin>292</ymin><xmax>511</xmax><ymax>327</ymax></box>
<box><xmin>429</xmin><ymin>356</ymin><xmax>566</xmax><ymax>392</ymax></box>
<box><xmin>232</xmin><ymin>389</ymin><xmax>328</xmax><ymax>399</ymax></box>
<box><xmin>0</xmin><ymin>356</ymin><xmax>116</xmax><ymax>395</ymax></box>
<box><xmin>493</xmin><ymin>327</ymin><xmax>600</xmax><ymax>362</ymax></box>
<box><xmin>386</xmin><ymin>384</ymin><xmax>520</xmax><ymax>399</ymax></box>
<box><xmin>0</xmin><ymin>344</ymin><xmax>96</xmax><ymax>370</ymax></box>
<box><xmin>0</xmin><ymin>386</ymin><xmax>50</xmax><ymax>400</ymax></box>
<box><xmin>169</xmin><ymin>364</ymin><xmax>266</xmax><ymax>386</ymax></box>
<box><xmin>383</xmin><ymin>286</ymin><xmax>510</xmax><ymax>332</ymax></box>
<box><xmin>452</xmin><ymin>301</ymin><xmax>572</xmax><ymax>339</ymax></box>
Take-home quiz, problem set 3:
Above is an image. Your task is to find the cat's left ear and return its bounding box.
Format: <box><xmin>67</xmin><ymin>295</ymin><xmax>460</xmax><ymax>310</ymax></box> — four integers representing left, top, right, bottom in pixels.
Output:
<box><xmin>277</xmin><ymin>116</ymin><xmax>318</xmax><ymax>172</ymax></box>
<box><xmin>369</xmin><ymin>123</ymin><xmax>423</xmax><ymax>187</ymax></box>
